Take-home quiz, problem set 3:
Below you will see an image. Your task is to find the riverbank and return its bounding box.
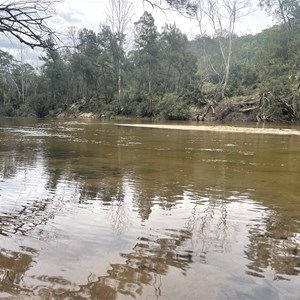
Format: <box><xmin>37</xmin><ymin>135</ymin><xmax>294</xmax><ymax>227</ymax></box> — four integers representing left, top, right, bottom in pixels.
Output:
<box><xmin>1</xmin><ymin>94</ymin><xmax>298</xmax><ymax>123</ymax></box>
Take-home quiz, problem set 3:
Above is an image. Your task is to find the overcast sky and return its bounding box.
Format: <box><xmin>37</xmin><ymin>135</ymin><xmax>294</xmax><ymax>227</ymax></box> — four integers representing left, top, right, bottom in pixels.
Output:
<box><xmin>0</xmin><ymin>0</ymin><xmax>274</xmax><ymax>65</ymax></box>
<box><xmin>53</xmin><ymin>0</ymin><xmax>274</xmax><ymax>38</ymax></box>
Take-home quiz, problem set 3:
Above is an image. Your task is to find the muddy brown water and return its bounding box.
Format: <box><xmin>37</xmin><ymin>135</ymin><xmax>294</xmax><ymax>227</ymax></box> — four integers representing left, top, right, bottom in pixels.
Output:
<box><xmin>0</xmin><ymin>118</ymin><xmax>299</xmax><ymax>299</ymax></box>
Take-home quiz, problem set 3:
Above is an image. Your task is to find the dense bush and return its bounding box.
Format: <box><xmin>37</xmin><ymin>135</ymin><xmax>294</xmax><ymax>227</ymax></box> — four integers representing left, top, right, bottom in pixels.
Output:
<box><xmin>155</xmin><ymin>93</ymin><xmax>190</xmax><ymax>120</ymax></box>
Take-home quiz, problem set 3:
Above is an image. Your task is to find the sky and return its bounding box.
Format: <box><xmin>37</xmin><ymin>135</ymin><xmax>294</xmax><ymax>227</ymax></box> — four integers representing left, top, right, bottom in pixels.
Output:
<box><xmin>52</xmin><ymin>0</ymin><xmax>275</xmax><ymax>37</ymax></box>
<box><xmin>0</xmin><ymin>0</ymin><xmax>275</xmax><ymax>65</ymax></box>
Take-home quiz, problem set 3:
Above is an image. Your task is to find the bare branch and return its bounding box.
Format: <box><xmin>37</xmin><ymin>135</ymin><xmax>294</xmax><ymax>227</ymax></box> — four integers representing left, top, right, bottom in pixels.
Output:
<box><xmin>143</xmin><ymin>0</ymin><xmax>198</xmax><ymax>17</ymax></box>
<box><xmin>106</xmin><ymin>0</ymin><xmax>134</xmax><ymax>45</ymax></box>
<box><xmin>0</xmin><ymin>0</ymin><xmax>62</xmax><ymax>48</ymax></box>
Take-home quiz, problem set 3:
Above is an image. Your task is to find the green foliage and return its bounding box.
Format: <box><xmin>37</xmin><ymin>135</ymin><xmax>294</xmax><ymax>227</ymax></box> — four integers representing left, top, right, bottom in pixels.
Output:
<box><xmin>40</xmin><ymin>40</ymin><xmax>69</xmax><ymax>109</ymax></box>
<box><xmin>155</xmin><ymin>93</ymin><xmax>190</xmax><ymax>120</ymax></box>
<box><xmin>28</xmin><ymin>77</ymin><xmax>52</xmax><ymax>117</ymax></box>
<box><xmin>1</xmin><ymin>5</ymin><xmax>300</xmax><ymax>122</ymax></box>
<box><xmin>258</xmin><ymin>76</ymin><xmax>299</xmax><ymax>121</ymax></box>
<box><xmin>0</xmin><ymin>104</ymin><xmax>15</xmax><ymax>117</ymax></box>
<box><xmin>133</xmin><ymin>12</ymin><xmax>160</xmax><ymax>100</ymax></box>
<box><xmin>259</xmin><ymin>0</ymin><xmax>300</xmax><ymax>30</ymax></box>
<box><xmin>30</xmin><ymin>96</ymin><xmax>50</xmax><ymax>118</ymax></box>
<box><xmin>145</xmin><ymin>0</ymin><xmax>197</xmax><ymax>15</ymax></box>
<box><xmin>159</xmin><ymin>24</ymin><xmax>198</xmax><ymax>95</ymax></box>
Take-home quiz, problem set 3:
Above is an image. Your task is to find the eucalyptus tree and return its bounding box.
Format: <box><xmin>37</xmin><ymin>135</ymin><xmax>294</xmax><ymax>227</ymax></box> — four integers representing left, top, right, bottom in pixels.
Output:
<box><xmin>12</xmin><ymin>63</ymin><xmax>35</xmax><ymax>104</ymax></box>
<box><xmin>97</xmin><ymin>25</ymin><xmax>122</xmax><ymax>104</ymax></box>
<box><xmin>0</xmin><ymin>50</ymin><xmax>20</xmax><ymax>104</ymax></box>
<box><xmin>66</xmin><ymin>26</ymin><xmax>124</xmax><ymax>108</ymax></box>
<box><xmin>259</xmin><ymin>0</ymin><xmax>300</xmax><ymax>31</ymax></box>
<box><xmin>144</xmin><ymin>0</ymin><xmax>251</xmax><ymax>99</ymax></box>
<box><xmin>37</xmin><ymin>39</ymin><xmax>68</xmax><ymax>115</ymax></box>
<box><xmin>0</xmin><ymin>49</ymin><xmax>37</xmax><ymax>113</ymax></box>
<box><xmin>105</xmin><ymin>0</ymin><xmax>134</xmax><ymax>110</ymax></box>
<box><xmin>134</xmin><ymin>11</ymin><xmax>160</xmax><ymax>115</ymax></box>
<box><xmin>192</xmin><ymin>0</ymin><xmax>252</xmax><ymax>99</ymax></box>
<box><xmin>160</xmin><ymin>24</ymin><xmax>197</xmax><ymax>95</ymax></box>
<box><xmin>67</xmin><ymin>26</ymin><xmax>80</xmax><ymax>53</ymax></box>
<box><xmin>143</xmin><ymin>0</ymin><xmax>197</xmax><ymax>13</ymax></box>
<box><xmin>70</xmin><ymin>28</ymin><xmax>100</xmax><ymax>100</ymax></box>
<box><xmin>106</xmin><ymin>0</ymin><xmax>134</xmax><ymax>41</ymax></box>
<box><xmin>259</xmin><ymin>0</ymin><xmax>300</xmax><ymax>89</ymax></box>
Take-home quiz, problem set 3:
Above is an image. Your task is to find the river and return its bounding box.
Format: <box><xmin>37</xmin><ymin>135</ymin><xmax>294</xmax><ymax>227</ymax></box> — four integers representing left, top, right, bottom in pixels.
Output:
<box><xmin>0</xmin><ymin>118</ymin><xmax>299</xmax><ymax>299</ymax></box>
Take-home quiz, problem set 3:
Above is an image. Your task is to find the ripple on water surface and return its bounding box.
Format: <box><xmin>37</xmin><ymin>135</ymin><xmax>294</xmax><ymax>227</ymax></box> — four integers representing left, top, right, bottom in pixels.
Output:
<box><xmin>0</xmin><ymin>120</ymin><xmax>300</xmax><ymax>299</ymax></box>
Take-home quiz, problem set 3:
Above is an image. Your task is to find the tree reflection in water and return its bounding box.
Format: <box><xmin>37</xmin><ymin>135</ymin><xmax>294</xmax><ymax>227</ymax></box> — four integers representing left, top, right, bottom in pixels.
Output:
<box><xmin>0</xmin><ymin>120</ymin><xmax>299</xmax><ymax>299</ymax></box>
<box><xmin>245</xmin><ymin>211</ymin><xmax>300</xmax><ymax>279</ymax></box>
<box><xmin>0</xmin><ymin>247</ymin><xmax>38</xmax><ymax>298</ymax></box>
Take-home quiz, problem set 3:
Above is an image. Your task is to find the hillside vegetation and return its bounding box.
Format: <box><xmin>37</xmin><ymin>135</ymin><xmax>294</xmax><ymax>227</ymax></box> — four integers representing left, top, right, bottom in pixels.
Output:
<box><xmin>0</xmin><ymin>2</ymin><xmax>300</xmax><ymax>122</ymax></box>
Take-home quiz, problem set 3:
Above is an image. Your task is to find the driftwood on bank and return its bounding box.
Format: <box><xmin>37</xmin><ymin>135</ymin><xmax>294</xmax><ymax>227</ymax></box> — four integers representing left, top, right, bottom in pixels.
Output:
<box><xmin>208</xmin><ymin>89</ymin><xmax>299</xmax><ymax>122</ymax></box>
<box><xmin>196</xmin><ymin>100</ymin><xmax>215</xmax><ymax>121</ymax></box>
<box><xmin>213</xmin><ymin>98</ymin><xmax>261</xmax><ymax>121</ymax></box>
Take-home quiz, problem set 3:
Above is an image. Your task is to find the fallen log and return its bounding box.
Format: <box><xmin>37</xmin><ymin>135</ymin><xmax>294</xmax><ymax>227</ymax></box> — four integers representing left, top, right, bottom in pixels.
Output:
<box><xmin>239</xmin><ymin>106</ymin><xmax>259</xmax><ymax>112</ymax></box>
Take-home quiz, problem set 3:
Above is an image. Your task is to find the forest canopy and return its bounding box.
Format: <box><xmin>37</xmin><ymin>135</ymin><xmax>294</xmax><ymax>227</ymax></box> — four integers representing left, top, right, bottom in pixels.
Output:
<box><xmin>0</xmin><ymin>0</ymin><xmax>299</xmax><ymax>121</ymax></box>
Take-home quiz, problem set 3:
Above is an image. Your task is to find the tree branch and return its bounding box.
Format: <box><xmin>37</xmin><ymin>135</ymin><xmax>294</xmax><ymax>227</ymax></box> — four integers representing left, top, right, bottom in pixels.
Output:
<box><xmin>143</xmin><ymin>0</ymin><xmax>198</xmax><ymax>16</ymax></box>
<box><xmin>0</xmin><ymin>0</ymin><xmax>61</xmax><ymax>48</ymax></box>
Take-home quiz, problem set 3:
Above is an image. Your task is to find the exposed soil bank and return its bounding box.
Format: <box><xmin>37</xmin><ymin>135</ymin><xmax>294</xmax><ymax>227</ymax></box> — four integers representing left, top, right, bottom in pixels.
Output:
<box><xmin>117</xmin><ymin>123</ymin><xmax>300</xmax><ymax>136</ymax></box>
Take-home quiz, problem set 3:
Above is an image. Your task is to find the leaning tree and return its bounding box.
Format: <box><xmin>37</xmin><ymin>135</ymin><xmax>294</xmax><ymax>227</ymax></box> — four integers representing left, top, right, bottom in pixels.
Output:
<box><xmin>0</xmin><ymin>0</ymin><xmax>61</xmax><ymax>48</ymax></box>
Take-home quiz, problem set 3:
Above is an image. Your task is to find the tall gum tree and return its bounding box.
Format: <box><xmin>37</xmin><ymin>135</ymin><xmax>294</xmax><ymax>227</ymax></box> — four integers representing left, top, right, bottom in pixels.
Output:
<box><xmin>144</xmin><ymin>0</ymin><xmax>251</xmax><ymax>99</ymax></box>
<box><xmin>134</xmin><ymin>11</ymin><xmax>159</xmax><ymax>115</ymax></box>
<box><xmin>259</xmin><ymin>0</ymin><xmax>300</xmax><ymax>75</ymax></box>
<box><xmin>188</xmin><ymin>0</ymin><xmax>251</xmax><ymax>99</ymax></box>
<box><xmin>259</xmin><ymin>0</ymin><xmax>300</xmax><ymax>32</ymax></box>
<box><xmin>105</xmin><ymin>0</ymin><xmax>134</xmax><ymax>111</ymax></box>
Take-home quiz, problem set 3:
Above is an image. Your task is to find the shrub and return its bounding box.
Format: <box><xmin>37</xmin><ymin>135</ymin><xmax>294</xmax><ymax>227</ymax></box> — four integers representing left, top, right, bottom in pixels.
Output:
<box><xmin>0</xmin><ymin>104</ymin><xmax>15</xmax><ymax>117</ymax></box>
<box><xmin>155</xmin><ymin>93</ymin><xmax>190</xmax><ymax>120</ymax></box>
<box><xmin>29</xmin><ymin>95</ymin><xmax>50</xmax><ymax>117</ymax></box>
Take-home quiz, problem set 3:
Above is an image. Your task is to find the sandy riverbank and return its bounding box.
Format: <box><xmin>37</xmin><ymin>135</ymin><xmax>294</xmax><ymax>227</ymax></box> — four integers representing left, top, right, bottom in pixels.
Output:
<box><xmin>117</xmin><ymin>123</ymin><xmax>300</xmax><ymax>136</ymax></box>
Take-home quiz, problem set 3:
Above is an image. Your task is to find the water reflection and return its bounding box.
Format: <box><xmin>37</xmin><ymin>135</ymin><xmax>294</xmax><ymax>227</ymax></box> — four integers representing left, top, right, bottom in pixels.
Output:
<box><xmin>0</xmin><ymin>246</ymin><xmax>38</xmax><ymax>298</ymax></box>
<box><xmin>0</xmin><ymin>119</ymin><xmax>299</xmax><ymax>299</ymax></box>
<box><xmin>245</xmin><ymin>211</ymin><xmax>300</xmax><ymax>279</ymax></box>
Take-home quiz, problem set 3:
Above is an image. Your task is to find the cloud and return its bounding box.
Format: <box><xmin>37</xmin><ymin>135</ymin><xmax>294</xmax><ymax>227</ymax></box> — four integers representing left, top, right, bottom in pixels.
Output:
<box><xmin>51</xmin><ymin>0</ymin><xmax>107</xmax><ymax>32</ymax></box>
<box><xmin>53</xmin><ymin>3</ymin><xmax>82</xmax><ymax>26</ymax></box>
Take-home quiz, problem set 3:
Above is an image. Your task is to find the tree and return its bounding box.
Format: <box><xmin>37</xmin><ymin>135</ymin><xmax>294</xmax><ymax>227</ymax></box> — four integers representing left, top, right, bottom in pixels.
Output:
<box><xmin>38</xmin><ymin>38</ymin><xmax>68</xmax><ymax>114</ymax></box>
<box><xmin>143</xmin><ymin>0</ymin><xmax>197</xmax><ymax>14</ymax></box>
<box><xmin>68</xmin><ymin>26</ymin><xmax>123</xmax><ymax>106</ymax></box>
<box><xmin>160</xmin><ymin>24</ymin><xmax>197</xmax><ymax>95</ymax></box>
<box><xmin>259</xmin><ymin>0</ymin><xmax>300</xmax><ymax>31</ymax></box>
<box><xmin>134</xmin><ymin>12</ymin><xmax>159</xmax><ymax>115</ymax></box>
<box><xmin>144</xmin><ymin>0</ymin><xmax>250</xmax><ymax>99</ymax></box>
<box><xmin>0</xmin><ymin>0</ymin><xmax>61</xmax><ymax>48</ymax></box>
<box><xmin>12</xmin><ymin>62</ymin><xmax>35</xmax><ymax>104</ymax></box>
<box><xmin>0</xmin><ymin>48</ymin><xmax>37</xmax><ymax>117</ymax></box>
<box><xmin>70</xmin><ymin>29</ymin><xmax>99</xmax><ymax>100</ymax></box>
<box><xmin>97</xmin><ymin>25</ymin><xmax>121</xmax><ymax>103</ymax></box>
<box><xmin>194</xmin><ymin>0</ymin><xmax>251</xmax><ymax>98</ymax></box>
<box><xmin>106</xmin><ymin>0</ymin><xmax>134</xmax><ymax>43</ymax></box>
<box><xmin>0</xmin><ymin>50</ymin><xmax>19</xmax><ymax>104</ymax></box>
<box><xmin>105</xmin><ymin>0</ymin><xmax>134</xmax><ymax>110</ymax></box>
<box><xmin>66</xmin><ymin>26</ymin><xmax>80</xmax><ymax>53</ymax></box>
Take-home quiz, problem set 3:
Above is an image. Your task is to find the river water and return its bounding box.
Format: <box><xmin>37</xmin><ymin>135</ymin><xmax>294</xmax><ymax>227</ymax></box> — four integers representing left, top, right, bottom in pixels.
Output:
<box><xmin>0</xmin><ymin>118</ymin><xmax>299</xmax><ymax>299</ymax></box>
